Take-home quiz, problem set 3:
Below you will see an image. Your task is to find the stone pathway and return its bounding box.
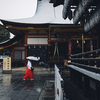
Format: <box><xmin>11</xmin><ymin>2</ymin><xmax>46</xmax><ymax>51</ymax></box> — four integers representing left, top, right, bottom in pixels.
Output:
<box><xmin>0</xmin><ymin>65</ymin><xmax>91</xmax><ymax>100</ymax></box>
<box><xmin>39</xmin><ymin>80</ymin><xmax>55</xmax><ymax>100</ymax></box>
<box><xmin>0</xmin><ymin>66</ymin><xmax>54</xmax><ymax>100</ymax></box>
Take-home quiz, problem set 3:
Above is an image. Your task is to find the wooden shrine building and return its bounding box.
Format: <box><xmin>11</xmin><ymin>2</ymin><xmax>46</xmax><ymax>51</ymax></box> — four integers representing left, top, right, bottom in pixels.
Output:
<box><xmin>0</xmin><ymin>0</ymin><xmax>100</xmax><ymax>67</ymax></box>
<box><xmin>0</xmin><ymin>21</ymin><xmax>98</xmax><ymax>67</ymax></box>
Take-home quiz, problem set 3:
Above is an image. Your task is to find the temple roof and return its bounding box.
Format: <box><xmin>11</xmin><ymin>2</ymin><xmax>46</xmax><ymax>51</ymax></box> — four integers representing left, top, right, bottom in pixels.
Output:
<box><xmin>0</xmin><ymin>35</ymin><xmax>23</xmax><ymax>50</ymax></box>
<box><xmin>0</xmin><ymin>0</ymin><xmax>73</xmax><ymax>24</ymax></box>
<box><xmin>0</xmin><ymin>0</ymin><xmax>98</xmax><ymax>50</ymax></box>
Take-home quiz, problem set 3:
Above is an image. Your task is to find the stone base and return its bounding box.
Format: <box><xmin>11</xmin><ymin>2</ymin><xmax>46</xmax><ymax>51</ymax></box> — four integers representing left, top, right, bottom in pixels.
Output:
<box><xmin>2</xmin><ymin>70</ymin><xmax>12</xmax><ymax>74</ymax></box>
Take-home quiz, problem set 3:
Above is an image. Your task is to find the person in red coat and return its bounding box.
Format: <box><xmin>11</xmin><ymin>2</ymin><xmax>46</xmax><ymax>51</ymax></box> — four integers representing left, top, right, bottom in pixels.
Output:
<box><xmin>23</xmin><ymin>60</ymin><xmax>35</xmax><ymax>80</ymax></box>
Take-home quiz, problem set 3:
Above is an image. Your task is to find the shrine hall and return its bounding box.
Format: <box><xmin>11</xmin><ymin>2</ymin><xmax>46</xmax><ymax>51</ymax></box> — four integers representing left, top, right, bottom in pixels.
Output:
<box><xmin>0</xmin><ymin>0</ymin><xmax>98</xmax><ymax>67</ymax></box>
<box><xmin>0</xmin><ymin>0</ymin><xmax>100</xmax><ymax>100</ymax></box>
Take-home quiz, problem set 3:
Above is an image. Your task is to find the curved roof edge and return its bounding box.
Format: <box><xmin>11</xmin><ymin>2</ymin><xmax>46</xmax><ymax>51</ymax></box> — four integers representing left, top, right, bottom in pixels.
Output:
<box><xmin>0</xmin><ymin>36</ymin><xmax>23</xmax><ymax>50</ymax></box>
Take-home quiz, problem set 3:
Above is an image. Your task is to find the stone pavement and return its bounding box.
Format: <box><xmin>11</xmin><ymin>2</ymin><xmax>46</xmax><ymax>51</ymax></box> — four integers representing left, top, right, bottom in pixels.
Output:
<box><xmin>39</xmin><ymin>80</ymin><xmax>55</xmax><ymax>100</ymax></box>
<box><xmin>0</xmin><ymin>66</ymin><xmax>54</xmax><ymax>100</ymax></box>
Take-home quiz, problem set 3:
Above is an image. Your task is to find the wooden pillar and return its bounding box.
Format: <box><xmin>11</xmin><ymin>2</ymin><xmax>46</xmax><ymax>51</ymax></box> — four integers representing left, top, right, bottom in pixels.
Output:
<box><xmin>70</xmin><ymin>68</ymin><xmax>73</xmax><ymax>81</ymax></box>
<box><xmin>82</xmin><ymin>33</ymin><xmax>84</xmax><ymax>53</ymax></box>
<box><xmin>73</xmin><ymin>69</ymin><xmax>76</xmax><ymax>83</ymax></box>
<box><xmin>12</xmin><ymin>46</ymin><xmax>14</xmax><ymax>60</ymax></box>
<box><xmin>90</xmin><ymin>40</ymin><xmax>93</xmax><ymax>51</ymax></box>
<box><xmin>90</xmin><ymin>40</ymin><xmax>95</xmax><ymax>66</ymax></box>
<box><xmin>48</xmin><ymin>26</ymin><xmax>51</xmax><ymax>61</ymax></box>
<box><xmin>25</xmin><ymin>32</ymin><xmax>27</xmax><ymax>45</ymax></box>
<box><xmin>68</xmin><ymin>39</ymin><xmax>71</xmax><ymax>55</ymax></box>
<box><xmin>97</xmin><ymin>29</ymin><xmax>100</xmax><ymax>49</ymax></box>
<box><xmin>25</xmin><ymin>47</ymin><xmax>27</xmax><ymax>66</ymax></box>
<box><xmin>77</xmin><ymin>73</ymin><xmax>82</xmax><ymax>89</ymax></box>
<box><xmin>24</xmin><ymin>33</ymin><xmax>27</xmax><ymax>66</ymax></box>
<box><xmin>96</xmin><ymin>81</ymin><xmax>100</xmax><ymax>100</ymax></box>
<box><xmin>84</xmin><ymin>76</ymin><xmax>90</xmax><ymax>97</ymax></box>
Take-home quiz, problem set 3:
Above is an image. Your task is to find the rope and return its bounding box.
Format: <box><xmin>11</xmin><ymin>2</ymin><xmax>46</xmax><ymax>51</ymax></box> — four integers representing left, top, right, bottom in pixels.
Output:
<box><xmin>53</xmin><ymin>42</ymin><xmax>59</xmax><ymax>60</ymax></box>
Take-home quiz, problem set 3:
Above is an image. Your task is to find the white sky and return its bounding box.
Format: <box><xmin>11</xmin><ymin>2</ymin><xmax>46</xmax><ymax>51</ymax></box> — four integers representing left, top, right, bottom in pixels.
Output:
<box><xmin>0</xmin><ymin>0</ymin><xmax>37</xmax><ymax>20</ymax></box>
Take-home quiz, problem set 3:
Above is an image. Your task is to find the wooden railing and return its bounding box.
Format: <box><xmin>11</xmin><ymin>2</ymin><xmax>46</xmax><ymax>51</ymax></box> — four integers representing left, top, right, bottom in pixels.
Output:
<box><xmin>69</xmin><ymin>49</ymin><xmax>100</xmax><ymax>74</ymax></box>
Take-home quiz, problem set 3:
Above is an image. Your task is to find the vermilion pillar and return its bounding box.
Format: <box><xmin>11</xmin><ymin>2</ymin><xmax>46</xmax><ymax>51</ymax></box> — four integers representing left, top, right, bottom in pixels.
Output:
<box><xmin>48</xmin><ymin>26</ymin><xmax>51</xmax><ymax>61</ymax></box>
<box><xmin>68</xmin><ymin>39</ymin><xmax>71</xmax><ymax>55</ymax></box>
<box><xmin>90</xmin><ymin>40</ymin><xmax>93</xmax><ymax>51</ymax></box>
<box><xmin>24</xmin><ymin>33</ymin><xmax>27</xmax><ymax>66</ymax></box>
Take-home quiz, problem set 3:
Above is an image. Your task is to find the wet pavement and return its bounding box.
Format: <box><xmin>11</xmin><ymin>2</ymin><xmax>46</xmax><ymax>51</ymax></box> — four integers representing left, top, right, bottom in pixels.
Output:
<box><xmin>0</xmin><ymin>66</ymin><xmax>54</xmax><ymax>100</ymax></box>
<box><xmin>0</xmin><ymin>65</ymin><xmax>91</xmax><ymax>100</ymax></box>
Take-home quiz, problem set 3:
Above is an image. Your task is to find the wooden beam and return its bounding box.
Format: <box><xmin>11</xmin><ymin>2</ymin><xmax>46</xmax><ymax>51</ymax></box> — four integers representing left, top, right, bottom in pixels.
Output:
<box><xmin>50</xmin><ymin>40</ymin><xmax>67</xmax><ymax>42</ymax></box>
<box><xmin>49</xmin><ymin>24</ymin><xmax>82</xmax><ymax>28</ymax></box>
<box><xmin>6</xmin><ymin>25</ymin><xmax>48</xmax><ymax>30</ymax></box>
<box><xmin>53</xmin><ymin>28</ymin><xmax>84</xmax><ymax>32</ymax></box>
<box><xmin>71</xmin><ymin>38</ymin><xmax>97</xmax><ymax>40</ymax></box>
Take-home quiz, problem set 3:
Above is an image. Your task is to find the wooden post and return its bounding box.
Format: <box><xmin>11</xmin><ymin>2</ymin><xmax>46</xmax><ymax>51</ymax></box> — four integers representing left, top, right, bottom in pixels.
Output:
<box><xmin>25</xmin><ymin>47</ymin><xmax>27</xmax><ymax>66</ymax></box>
<box><xmin>96</xmin><ymin>81</ymin><xmax>100</xmax><ymax>100</ymax></box>
<box><xmin>24</xmin><ymin>33</ymin><xmax>27</xmax><ymax>66</ymax></box>
<box><xmin>68</xmin><ymin>39</ymin><xmax>71</xmax><ymax>55</ymax></box>
<box><xmin>82</xmin><ymin>33</ymin><xmax>84</xmax><ymax>53</ymax></box>
<box><xmin>12</xmin><ymin>46</ymin><xmax>14</xmax><ymax>60</ymax></box>
<box><xmin>84</xmin><ymin>76</ymin><xmax>90</xmax><ymax>97</ymax></box>
<box><xmin>25</xmin><ymin>32</ymin><xmax>27</xmax><ymax>45</ymax></box>
<box><xmin>90</xmin><ymin>40</ymin><xmax>93</xmax><ymax>51</ymax></box>
<box><xmin>48</xmin><ymin>26</ymin><xmax>51</xmax><ymax>61</ymax></box>
<box><xmin>97</xmin><ymin>29</ymin><xmax>100</xmax><ymax>49</ymax></box>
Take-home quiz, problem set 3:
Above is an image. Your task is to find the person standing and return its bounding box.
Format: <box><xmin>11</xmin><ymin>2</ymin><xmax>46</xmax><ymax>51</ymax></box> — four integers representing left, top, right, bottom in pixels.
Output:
<box><xmin>23</xmin><ymin>60</ymin><xmax>35</xmax><ymax>80</ymax></box>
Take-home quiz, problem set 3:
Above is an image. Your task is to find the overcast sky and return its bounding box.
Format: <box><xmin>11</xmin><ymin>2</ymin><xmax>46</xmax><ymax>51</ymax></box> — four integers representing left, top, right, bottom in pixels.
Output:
<box><xmin>0</xmin><ymin>0</ymin><xmax>37</xmax><ymax>20</ymax></box>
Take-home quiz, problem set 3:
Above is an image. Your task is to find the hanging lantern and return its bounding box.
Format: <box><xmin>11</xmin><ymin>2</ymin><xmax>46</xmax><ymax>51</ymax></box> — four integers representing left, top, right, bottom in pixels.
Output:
<box><xmin>77</xmin><ymin>40</ymin><xmax>79</xmax><ymax>43</ymax></box>
<box><xmin>28</xmin><ymin>46</ymin><xmax>30</xmax><ymax>49</ymax></box>
<box><xmin>84</xmin><ymin>40</ymin><xmax>85</xmax><ymax>43</ymax></box>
